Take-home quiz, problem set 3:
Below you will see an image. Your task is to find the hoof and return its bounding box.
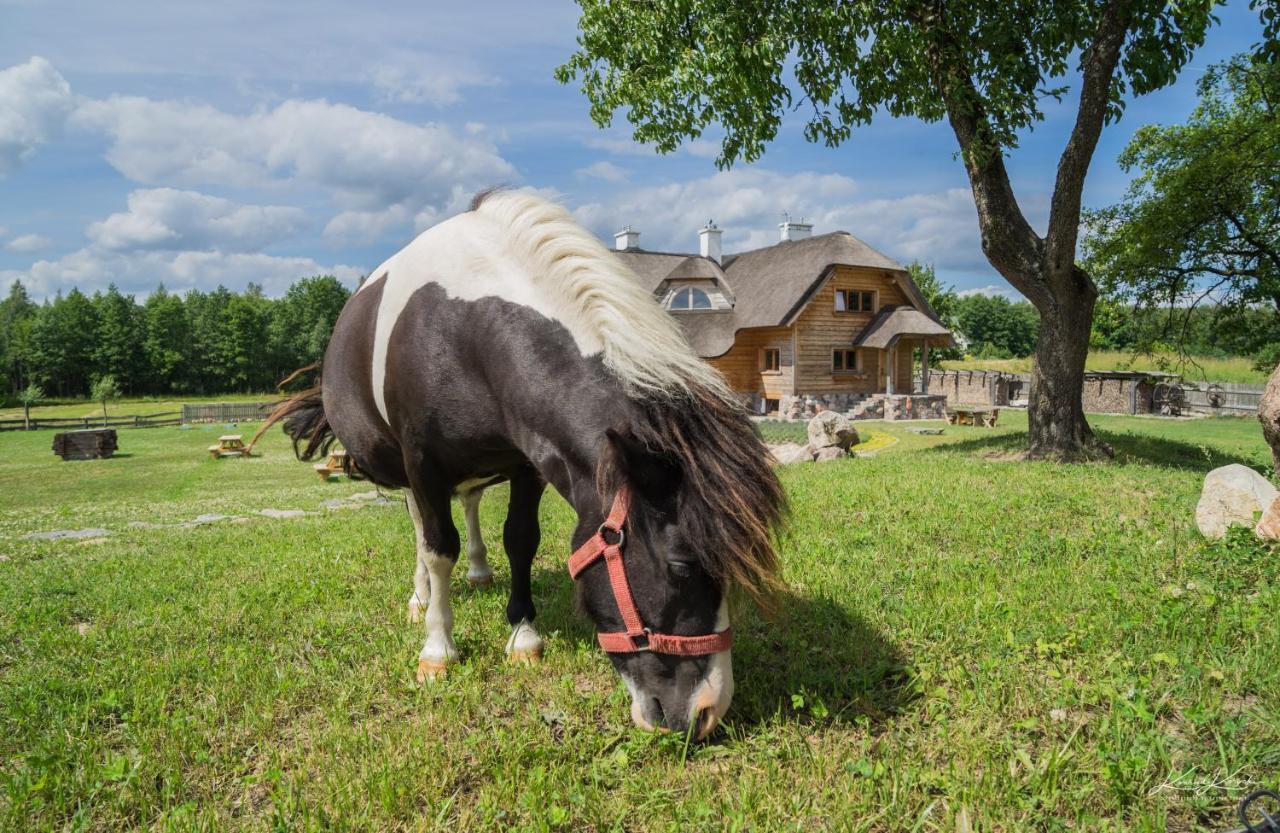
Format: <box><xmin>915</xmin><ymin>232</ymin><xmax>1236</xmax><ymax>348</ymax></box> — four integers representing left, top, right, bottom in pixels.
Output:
<box><xmin>416</xmin><ymin>658</ymin><xmax>452</xmax><ymax>682</ymax></box>
<box><xmin>407</xmin><ymin>593</ymin><xmax>426</xmax><ymax>624</ymax></box>
<box><xmin>466</xmin><ymin>573</ymin><xmax>494</xmax><ymax>588</ymax></box>
<box><xmin>508</xmin><ymin>646</ymin><xmax>543</xmax><ymax>665</ymax></box>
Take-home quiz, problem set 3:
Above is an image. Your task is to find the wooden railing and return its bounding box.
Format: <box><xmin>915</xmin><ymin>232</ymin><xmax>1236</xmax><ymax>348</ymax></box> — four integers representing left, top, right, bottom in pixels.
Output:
<box><xmin>0</xmin><ymin>411</ymin><xmax>181</xmax><ymax>432</ymax></box>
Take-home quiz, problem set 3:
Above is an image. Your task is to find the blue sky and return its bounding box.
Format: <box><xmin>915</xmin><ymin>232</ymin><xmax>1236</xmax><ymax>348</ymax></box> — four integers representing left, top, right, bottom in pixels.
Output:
<box><xmin>0</xmin><ymin>0</ymin><xmax>1266</xmax><ymax>300</ymax></box>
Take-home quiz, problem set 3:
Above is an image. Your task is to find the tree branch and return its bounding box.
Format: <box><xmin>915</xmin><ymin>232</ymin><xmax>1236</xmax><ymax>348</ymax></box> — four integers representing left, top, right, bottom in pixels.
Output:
<box><xmin>1045</xmin><ymin>0</ymin><xmax>1132</xmax><ymax>278</ymax></box>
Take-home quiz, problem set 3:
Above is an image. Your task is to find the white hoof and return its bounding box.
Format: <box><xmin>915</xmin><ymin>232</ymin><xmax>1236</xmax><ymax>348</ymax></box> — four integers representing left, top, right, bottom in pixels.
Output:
<box><xmin>506</xmin><ymin>619</ymin><xmax>544</xmax><ymax>664</ymax></box>
<box><xmin>407</xmin><ymin>592</ymin><xmax>426</xmax><ymax>624</ymax></box>
<box><xmin>466</xmin><ymin>570</ymin><xmax>494</xmax><ymax>588</ymax></box>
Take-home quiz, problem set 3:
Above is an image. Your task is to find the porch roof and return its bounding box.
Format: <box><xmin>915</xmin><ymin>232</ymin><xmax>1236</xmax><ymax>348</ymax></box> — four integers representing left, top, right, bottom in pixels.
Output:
<box><xmin>852</xmin><ymin>305</ymin><xmax>956</xmax><ymax>350</ymax></box>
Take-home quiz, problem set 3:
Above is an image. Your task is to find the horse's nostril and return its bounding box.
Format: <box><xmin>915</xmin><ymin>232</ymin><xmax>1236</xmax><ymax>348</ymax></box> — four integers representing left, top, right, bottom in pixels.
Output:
<box><xmin>648</xmin><ymin>697</ymin><xmax>665</xmax><ymax>727</ymax></box>
<box><xmin>694</xmin><ymin>707</ymin><xmax>718</xmax><ymax>740</ymax></box>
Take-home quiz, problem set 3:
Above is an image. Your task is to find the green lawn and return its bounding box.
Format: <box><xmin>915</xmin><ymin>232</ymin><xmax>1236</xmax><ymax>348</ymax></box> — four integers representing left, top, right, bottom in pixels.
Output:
<box><xmin>1</xmin><ymin>414</ymin><xmax>1277</xmax><ymax>831</ymax></box>
<box><xmin>939</xmin><ymin>350</ymin><xmax>1270</xmax><ymax>384</ymax></box>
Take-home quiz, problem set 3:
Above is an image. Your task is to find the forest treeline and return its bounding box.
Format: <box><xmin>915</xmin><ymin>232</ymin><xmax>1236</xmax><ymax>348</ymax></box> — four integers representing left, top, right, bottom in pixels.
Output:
<box><xmin>0</xmin><ymin>277</ymin><xmax>351</xmax><ymax>399</ymax></box>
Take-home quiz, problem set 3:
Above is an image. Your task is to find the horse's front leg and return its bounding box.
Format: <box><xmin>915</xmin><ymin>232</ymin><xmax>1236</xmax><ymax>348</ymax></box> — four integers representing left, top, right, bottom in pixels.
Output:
<box><xmin>504</xmin><ymin>468</ymin><xmax>546</xmax><ymax>663</ymax></box>
<box><xmin>406</xmin><ymin>485</ymin><xmax>461</xmax><ymax>681</ymax></box>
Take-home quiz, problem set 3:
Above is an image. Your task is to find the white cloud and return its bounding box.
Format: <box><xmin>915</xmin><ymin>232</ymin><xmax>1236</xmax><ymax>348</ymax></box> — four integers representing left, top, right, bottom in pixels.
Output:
<box><xmin>573</xmin><ymin>168</ymin><xmax>995</xmax><ymax>275</ymax></box>
<box><xmin>575</xmin><ymin>160</ymin><xmax>629</xmax><ymax>183</ymax></box>
<box><xmin>958</xmin><ymin>284</ymin><xmax>1019</xmax><ymax>300</ymax></box>
<box><xmin>0</xmin><ymin>56</ymin><xmax>74</xmax><ymax>176</ymax></box>
<box><xmin>14</xmin><ymin>247</ymin><xmax>363</xmax><ymax>298</ymax></box>
<box><xmin>5</xmin><ymin>233</ymin><xmax>53</xmax><ymax>253</ymax></box>
<box><xmin>368</xmin><ymin>58</ymin><xmax>497</xmax><ymax>106</ymax></box>
<box><xmin>72</xmin><ymin>94</ymin><xmax>516</xmax><ymax>213</ymax></box>
<box><xmin>87</xmin><ymin>188</ymin><xmax>309</xmax><ymax>252</ymax></box>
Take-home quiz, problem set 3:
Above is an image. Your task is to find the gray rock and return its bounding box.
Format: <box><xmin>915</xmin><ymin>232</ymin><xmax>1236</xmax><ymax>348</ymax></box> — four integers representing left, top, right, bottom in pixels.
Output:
<box><xmin>23</xmin><ymin>528</ymin><xmax>110</xmax><ymax>541</ymax></box>
<box><xmin>813</xmin><ymin>446</ymin><xmax>848</xmax><ymax>463</ymax></box>
<box><xmin>1261</xmin><ymin>362</ymin><xmax>1280</xmax><ymax>476</ymax></box>
<box><xmin>768</xmin><ymin>442</ymin><xmax>814</xmax><ymax>465</ymax></box>
<box><xmin>1195</xmin><ymin>464</ymin><xmax>1279</xmax><ymax>539</ymax></box>
<box><xmin>807</xmin><ymin>411</ymin><xmax>859</xmax><ymax>451</ymax></box>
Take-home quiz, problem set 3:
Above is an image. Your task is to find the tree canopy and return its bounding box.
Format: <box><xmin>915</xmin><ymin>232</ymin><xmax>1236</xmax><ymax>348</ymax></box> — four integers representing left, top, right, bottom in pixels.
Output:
<box><xmin>0</xmin><ymin>277</ymin><xmax>351</xmax><ymax>401</ymax></box>
<box><xmin>1085</xmin><ymin>54</ymin><xmax>1280</xmax><ymax>366</ymax></box>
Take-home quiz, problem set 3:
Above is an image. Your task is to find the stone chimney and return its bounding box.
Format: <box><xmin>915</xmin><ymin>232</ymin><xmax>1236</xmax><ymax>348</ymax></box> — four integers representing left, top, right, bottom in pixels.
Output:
<box><xmin>614</xmin><ymin>226</ymin><xmax>641</xmax><ymax>251</ymax></box>
<box><xmin>779</xmin><ymin>214</ymin><xmax>813</xmax><ymax>242</ymax></box>
<box><xmin>698</xmin><ymin>220</ymin><xmax>722</xmax><ymax>263</ymax></box>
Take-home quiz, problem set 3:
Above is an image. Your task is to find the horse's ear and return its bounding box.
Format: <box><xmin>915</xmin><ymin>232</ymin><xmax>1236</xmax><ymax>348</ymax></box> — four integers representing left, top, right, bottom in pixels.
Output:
<box><xmin>605</xmin><ymin>427</ymin><xmax>682</xmax><ymax>502</ymax></box>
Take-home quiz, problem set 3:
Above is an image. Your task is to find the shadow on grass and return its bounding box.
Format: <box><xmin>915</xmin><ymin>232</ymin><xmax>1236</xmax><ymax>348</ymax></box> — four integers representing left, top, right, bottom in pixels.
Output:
<box><xmin>919</xmin><ymin>426</ymin><xmax>1265</xmax><ymax>474</ymax></box>
<box><xmin>530</xmin><ymin>565</ymin><xmax>913</xmax><ymax>729</ymax></box>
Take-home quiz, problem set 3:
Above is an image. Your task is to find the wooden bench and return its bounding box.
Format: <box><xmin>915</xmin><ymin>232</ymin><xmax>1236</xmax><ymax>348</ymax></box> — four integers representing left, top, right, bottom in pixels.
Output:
<box><xmin>208</xmin><ymin>434</ymin><xmax>249</xmax><ymax>459</ymax></box>
<box><xmin>315</xmin><ymin>449</ymin><xmax>348</xmax><ymax>481</ymax></box>
<box><xmin>945</xmin><ymin>407</ymin><xmax>1000</xmax><ymax>428</ymax></box>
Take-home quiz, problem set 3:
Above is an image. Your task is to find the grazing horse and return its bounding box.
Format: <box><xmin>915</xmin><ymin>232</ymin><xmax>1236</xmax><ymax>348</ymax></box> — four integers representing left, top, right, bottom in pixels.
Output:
<box><xmin>261</xmin><ymin>190</ymin><xmax>785</xmax><ymax>738</ymax></box>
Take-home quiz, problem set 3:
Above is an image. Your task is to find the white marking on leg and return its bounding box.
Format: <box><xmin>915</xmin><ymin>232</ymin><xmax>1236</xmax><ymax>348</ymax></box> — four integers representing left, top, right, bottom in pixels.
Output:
<box><xmin>505</xmin><ymin>619</ymin><xmax>544</xmax><ymax>663</ymax></box>
<box><xmin>460</xmin><ymin>489</ymin><xmax>493</xmax><ymax>586</ymax></box>
<box><xmin>407</xmin><ymin>494</ymin><xmax>459</xmax><ymax>679</ymax></box>
<box><xmin>406</xmin><ymin>489</ymin><xmax>430</xmax><ymax>623</ymax></box>
<box><xmin>690</xmin><ymin>599</ymin><xmax>734</xmax><ymax>739</ymax></box>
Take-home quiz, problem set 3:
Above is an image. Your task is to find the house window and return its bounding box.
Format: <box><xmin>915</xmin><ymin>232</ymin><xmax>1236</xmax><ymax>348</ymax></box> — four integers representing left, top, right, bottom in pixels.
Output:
<box><xmin>834</xmin><ymin>290</ymin><xmax>876</xmax><ymax>313</ymax></box>
<box><xmin>832</xmin><ymin>349</ymin><xmax>863</xmax><ymax>373</ymax></box>
<box><xmin>670</xmin><ymin>287</ymin><xmax>713</xmax><ymax>310</ymax></box>
<box><xmin>761</xmin><ymin>348</ymin><xmax>781</xmax><ymax>372</ymax></box>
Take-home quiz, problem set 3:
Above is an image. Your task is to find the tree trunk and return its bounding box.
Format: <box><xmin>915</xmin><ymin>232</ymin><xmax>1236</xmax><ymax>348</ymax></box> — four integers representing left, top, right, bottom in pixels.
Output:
<box><xmin>23</xmin><ymin>402</ymin><xmax>30</xmax><ymax>431</ymax></box>
<box><xmin>1026</xmin><ymin>266</ymin><xmax>1111</xmax><ymax>461</ymax></box>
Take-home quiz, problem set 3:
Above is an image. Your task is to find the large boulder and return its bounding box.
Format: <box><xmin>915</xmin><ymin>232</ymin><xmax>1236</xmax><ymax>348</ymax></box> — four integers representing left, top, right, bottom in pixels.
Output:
<box><xmin>1195</xmin><ymin>464</ymin><xmax>1280</xmax><ymax>539</ymax></box>
<box><xmin>807</xmin><ymin>411</ymin><xmax>859</xmax><ymax>451</ymax></box>
<box><xmin>1256</xmin><ymin>496</ymin><xmax>1280</xmax><ymax>541</ymax></box>
<box><xmin>1261</xmin><ymin>362</ymin><xmax>1280</xmax><ymax>476</ymax></box>
<box><xmin>769</xmin><ymin>442</ymin><xmax>814</xmax><ymax>465</ymax></box>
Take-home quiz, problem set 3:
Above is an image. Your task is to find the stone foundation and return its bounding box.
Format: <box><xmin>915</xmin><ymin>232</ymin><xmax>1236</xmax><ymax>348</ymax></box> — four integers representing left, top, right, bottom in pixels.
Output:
<box><xmin>756</xmin><ymin>392</ymin><xmax>946</xmax><ymax>421</ymax></box>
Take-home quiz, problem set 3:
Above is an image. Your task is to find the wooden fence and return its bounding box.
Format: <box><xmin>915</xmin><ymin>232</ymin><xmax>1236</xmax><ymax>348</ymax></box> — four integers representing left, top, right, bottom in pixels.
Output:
<box><xmin>180</xmin><ymin>402</ymin><xmax>276</xmax><ymax>424</ymax></box>
<box><xmin>1177</xmin><ymin>381</ymin><xmax>1265</xmax><ymax>415</ymax></box>
<box><xmin>0</xmin><ymin>411</ymin><xmax>181</xmax><ymax>432</ymax></box>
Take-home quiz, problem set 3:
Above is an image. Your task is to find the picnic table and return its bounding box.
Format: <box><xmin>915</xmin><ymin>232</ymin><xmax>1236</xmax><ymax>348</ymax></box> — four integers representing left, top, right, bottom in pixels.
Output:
<box><xmin>945</xmin><ymin>406</ymin><xmax>1000</xmax><ymax>428</ymax></box>
<box><xmin>315</xmin><ymin>449</ymin><xmax>349</xmax><ymax>481</ymax></box>
<box><xmin>208</xmin><ymin>434</ymin><xmax>250</xmax><ymax>459</ymax></box>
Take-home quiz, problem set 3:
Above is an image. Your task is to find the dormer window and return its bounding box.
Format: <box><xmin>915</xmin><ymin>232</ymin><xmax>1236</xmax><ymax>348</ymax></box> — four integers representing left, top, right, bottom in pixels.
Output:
<box><xmin>835</xmin><ymin>289</ymin><xmax>876</xmax><ymax>313</ymax></box>
<box><xmin>670</xmin><ymin>287</ymin><xmax>713</xmax><ymax>310</ymax></box>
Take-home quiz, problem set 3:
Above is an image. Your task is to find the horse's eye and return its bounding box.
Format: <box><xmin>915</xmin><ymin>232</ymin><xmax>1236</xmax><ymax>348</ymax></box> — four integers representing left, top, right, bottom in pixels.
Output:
<box><xmin>668</xmin><ymin>561</ymin><xmax>695</xmax><ymax>579</ymax></box>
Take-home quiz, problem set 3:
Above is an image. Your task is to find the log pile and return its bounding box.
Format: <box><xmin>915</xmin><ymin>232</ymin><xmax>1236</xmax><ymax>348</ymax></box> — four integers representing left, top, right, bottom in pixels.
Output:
<box><xmin>52</xmin><ymin>429</ymin><xmax>118</xmax><ymax>460</ymax></box>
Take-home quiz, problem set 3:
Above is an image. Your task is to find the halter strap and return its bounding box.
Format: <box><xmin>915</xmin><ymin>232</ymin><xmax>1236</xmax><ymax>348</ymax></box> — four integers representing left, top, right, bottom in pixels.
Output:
<box><xmin>567</xmin><ymin>487</ymin><xmax>733</xmax><ymax>656</ymax></box>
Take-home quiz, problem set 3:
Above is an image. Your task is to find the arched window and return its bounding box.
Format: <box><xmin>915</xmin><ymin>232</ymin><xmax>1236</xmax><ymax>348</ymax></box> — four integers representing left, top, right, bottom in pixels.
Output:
<box><xmin>670</xmin><ymin>287</ymin><xmax>713</xmax><ymax>310</ymax></box>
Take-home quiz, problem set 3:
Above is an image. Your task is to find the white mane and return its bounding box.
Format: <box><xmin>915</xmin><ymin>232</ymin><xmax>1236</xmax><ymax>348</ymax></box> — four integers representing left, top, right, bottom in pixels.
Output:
<box><xmin>472</xmin><ymin>190</ymin><xmax>735</xmax><ymax>403</ymax></box>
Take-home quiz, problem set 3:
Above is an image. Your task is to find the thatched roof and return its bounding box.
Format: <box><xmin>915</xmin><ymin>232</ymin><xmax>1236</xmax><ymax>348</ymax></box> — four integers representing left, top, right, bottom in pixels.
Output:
<box><xmin>615</xmin><ymin>231</ymin><xmax>948</xmax><ymax>357</ymax></box>
<box><xmin>852</xmin><ymin>305</ymin><xmax>956</xmax><ymax>349</ymax></box>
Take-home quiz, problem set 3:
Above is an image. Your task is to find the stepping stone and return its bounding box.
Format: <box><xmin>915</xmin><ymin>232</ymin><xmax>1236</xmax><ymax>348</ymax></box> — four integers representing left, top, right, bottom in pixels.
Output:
<box><xmin>907</xmin><ymin>427</ymin><xmax>945</xmax><ymax>435</ymax></box>
<box><xmin>23</xmin><ymin>528</ymin><xmax>110</xmax><ymax>541</ymax></box>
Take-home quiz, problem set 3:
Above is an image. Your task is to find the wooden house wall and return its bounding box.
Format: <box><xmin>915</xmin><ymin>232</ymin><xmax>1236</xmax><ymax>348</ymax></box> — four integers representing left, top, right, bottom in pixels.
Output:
<box><xmin>707</xmin><ymin>326</ymin><xmax>793</xmax><ymax>398</ymax></box>
<box><xmin>791</xmin><ymin>266</ymin><xmax>910</xmax><ymax>395</ymax></box>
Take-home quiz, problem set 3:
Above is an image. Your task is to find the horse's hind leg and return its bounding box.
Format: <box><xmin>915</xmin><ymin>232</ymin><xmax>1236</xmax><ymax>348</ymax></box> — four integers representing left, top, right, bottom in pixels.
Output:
<box><xmin>503</xmin><ymin>467</ymin><xmax>546</xmax><ymax>663</ymax></box>
<box><xmin>460</xmin><ymin>489</ymin><xmax>494</xmax><ymax>587</ymax></box>
<box><xmin>405</xmin><ymin>485</ymin><xmax>461</xmax><ymax>681</ymax></box>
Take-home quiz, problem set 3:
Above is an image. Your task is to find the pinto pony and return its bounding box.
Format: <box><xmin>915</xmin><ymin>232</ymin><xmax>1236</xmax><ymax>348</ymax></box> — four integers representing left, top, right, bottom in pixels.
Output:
<box><xmin>259</xmin><ymin>190</ymin><xmax>784</xmax><ymax>738</ymax></box>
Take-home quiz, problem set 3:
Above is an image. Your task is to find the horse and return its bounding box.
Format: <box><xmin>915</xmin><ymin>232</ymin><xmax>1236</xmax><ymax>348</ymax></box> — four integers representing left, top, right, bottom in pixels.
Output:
<box><xmin>258</xmin><ymin>189</ymin><xmax>785</xmax><ymax>739</ymax></box>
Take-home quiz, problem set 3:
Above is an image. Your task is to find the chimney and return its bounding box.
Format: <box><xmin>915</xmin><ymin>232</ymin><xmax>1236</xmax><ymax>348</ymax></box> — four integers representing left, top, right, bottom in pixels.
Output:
<box><xmin>698</xmin><ymin>220</ymin><xmax>722</xmax><ymax>263</ymax></box>
<box><xmin>779</xmin><ymin>214</ymin><xmax>813</xmax><ymax>242</ymax></box>
<box><xmin>614</xmin><ymin>226</ymin><xmax>641</xmax><ymax>251</ymax></box>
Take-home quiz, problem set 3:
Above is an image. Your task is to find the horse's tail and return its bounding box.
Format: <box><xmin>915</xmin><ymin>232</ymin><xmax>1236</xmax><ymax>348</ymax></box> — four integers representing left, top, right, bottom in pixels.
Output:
<box><xmin>248</xmin><ymin>363</ymin><xmax>335</xmax><ymax>461</ymax></box>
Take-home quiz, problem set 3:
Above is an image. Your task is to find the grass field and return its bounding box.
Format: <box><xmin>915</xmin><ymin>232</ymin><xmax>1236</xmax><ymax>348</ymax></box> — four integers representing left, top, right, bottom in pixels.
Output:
<box><xmin>2</xmin><ymin>413</ymin><xmax>1277</xmax><ymax>831</ymax></box>
<box><xmin>939</xmin><ymin>350</ymin><xmax>1270</xmax><ymax>384</ymax></box>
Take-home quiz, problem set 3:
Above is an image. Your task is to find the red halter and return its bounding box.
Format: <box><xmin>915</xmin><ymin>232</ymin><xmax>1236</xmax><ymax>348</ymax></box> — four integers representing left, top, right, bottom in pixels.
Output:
<box><xmin>567</xmin><ymin>487</ymin><xmax>733</xmax><ymax>656</ymax></box>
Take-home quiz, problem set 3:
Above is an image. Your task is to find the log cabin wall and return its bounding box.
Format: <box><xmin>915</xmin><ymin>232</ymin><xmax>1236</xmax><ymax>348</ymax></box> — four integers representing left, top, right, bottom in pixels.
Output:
<box><xmin>706</xmin><ymin>326</ymin><xmax>794</xmax><ymax>398</ymax></box>
<box><xmin>792</xmin><ymin>266</ymin><xmax>910</xmax><ymax>395</ymax></box>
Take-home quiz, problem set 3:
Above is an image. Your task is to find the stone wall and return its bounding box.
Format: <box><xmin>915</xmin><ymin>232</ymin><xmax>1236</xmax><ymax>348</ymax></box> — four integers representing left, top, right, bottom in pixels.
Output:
<box><xmin>1078</xmin><ymin>376</ymin><xmax>1156</xmax><ymax>415</ymax></box>
<box><xmin>925</xmin><ymin>370</ymin><xmax>1013</xmax><ymax>406</ymax></box>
